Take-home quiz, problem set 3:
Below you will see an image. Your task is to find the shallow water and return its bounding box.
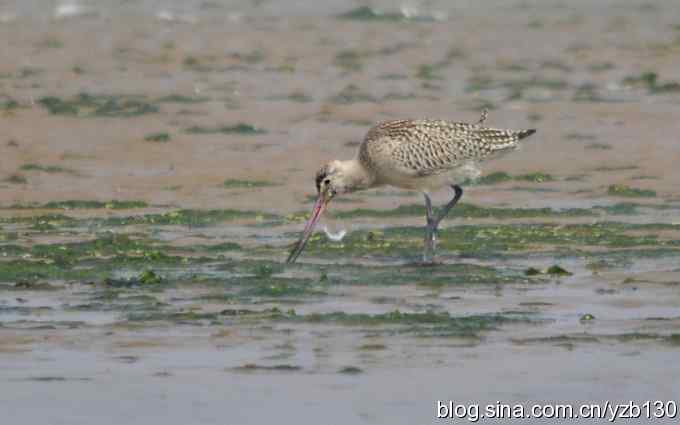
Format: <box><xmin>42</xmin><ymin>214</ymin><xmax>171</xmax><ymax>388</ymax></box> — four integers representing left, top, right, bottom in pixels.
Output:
<box><xmin>1</xmin><ymin>0</ymin><xmax>680</xmax><ymax>424</ymax></box>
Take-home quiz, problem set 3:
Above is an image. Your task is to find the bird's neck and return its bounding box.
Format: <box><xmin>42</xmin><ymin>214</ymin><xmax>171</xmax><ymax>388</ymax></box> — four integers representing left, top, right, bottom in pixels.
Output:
<box><xmin>337</xmin><ymin>159</ymin><xmax>375</xmax><ymax>193</ymax></box>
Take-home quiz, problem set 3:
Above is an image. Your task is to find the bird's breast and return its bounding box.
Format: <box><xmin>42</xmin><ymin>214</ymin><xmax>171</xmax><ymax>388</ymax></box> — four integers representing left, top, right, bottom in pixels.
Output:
<box><xmin>374</xmin><ymin>161</ymin><xmax>481</xmax><ymax>191</ymax></box>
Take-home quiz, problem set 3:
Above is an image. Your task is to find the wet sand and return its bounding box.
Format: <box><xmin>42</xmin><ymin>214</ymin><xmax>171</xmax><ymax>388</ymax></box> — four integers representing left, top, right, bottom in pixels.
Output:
<box><xmin>1</xmin><ymin>1</ymin><xmax>680</xmax><ymax>424</ymax></box>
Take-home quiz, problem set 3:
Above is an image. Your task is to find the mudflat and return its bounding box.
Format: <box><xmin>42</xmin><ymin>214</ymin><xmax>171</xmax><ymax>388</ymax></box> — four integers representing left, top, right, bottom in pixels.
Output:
<box><xmin>1</xmin><ymin>1</ymin><xmax>679</xmax><ymax>424</ymax></box>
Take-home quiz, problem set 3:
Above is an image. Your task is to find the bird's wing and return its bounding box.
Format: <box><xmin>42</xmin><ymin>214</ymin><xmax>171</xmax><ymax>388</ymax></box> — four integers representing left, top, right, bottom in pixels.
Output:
<box><xmin>365</xmin><ymin>119</ymin><xmax>531</xmax><ymax>177</ymax></box>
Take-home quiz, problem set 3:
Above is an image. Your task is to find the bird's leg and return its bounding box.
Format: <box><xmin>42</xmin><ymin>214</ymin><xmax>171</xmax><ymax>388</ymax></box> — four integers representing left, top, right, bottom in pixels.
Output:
<box><xmin>422</xmin><ymin>185</ymin><xmax>464</xmax><ymax>263</ymax></box>
<box><xmin>435</xmin><ymin>185</ymin><xmax>463</xmax><ymax>225</ymax></box>
<box><xmin>475</xmin><ymin>109</ymin><xmax>488</xmax><ymax>125</ymax></box>
<box><xmin>423</xmin><ymin>193</ymin><xmax>437</xmax><ymax>263</ymax></box>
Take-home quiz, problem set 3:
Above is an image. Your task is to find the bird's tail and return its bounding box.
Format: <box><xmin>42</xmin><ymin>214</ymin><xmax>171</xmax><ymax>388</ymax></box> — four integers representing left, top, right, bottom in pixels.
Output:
<box><xmin>516</xmin><ymin>128</ymin><xmax>537</xmax><ymax>140</ymax></box>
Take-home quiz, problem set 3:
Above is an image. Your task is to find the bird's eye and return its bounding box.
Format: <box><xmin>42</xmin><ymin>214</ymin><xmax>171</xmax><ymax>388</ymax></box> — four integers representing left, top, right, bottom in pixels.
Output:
<box><xmin>324</xmin><ymin>179</ymin><xmax>330</xmax><ymax>185</ymax></box>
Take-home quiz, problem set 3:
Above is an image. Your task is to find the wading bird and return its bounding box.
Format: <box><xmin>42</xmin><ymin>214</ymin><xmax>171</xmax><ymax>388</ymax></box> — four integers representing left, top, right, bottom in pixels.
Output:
<box><xmin>287</xmin><ymin>110</ymin><xmax>536</xmax><ymax>264</ymax></box>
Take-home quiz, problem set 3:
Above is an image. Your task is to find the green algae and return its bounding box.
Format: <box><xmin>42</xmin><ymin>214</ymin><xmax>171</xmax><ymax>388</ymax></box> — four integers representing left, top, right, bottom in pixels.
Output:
<box><xmin>336</xmin><ymin>6</ymin><xmax>434</xmax><ymax>22</ymax></box>
<box><xmin>379</xmin><ymin>73</ymin><xmax>408</xmax><ymax>80</ymax></box>
<box><xmin>565</xmin><ymin>132</ymin><xmax>597</xmax><ymax>141</ymax></box>
<box><xmin>284</xmin><ymin>310</ymin><xmax>536</xmax><ymax>338</ymax></box>
<box><xmin>0</xmin><ymin>231</ymin><xmax>18</xmax><ymax>242</ymax></box>
<box><xmin>182</xmin><ymin>56</ymin><xmax>210</xmax><ymax>71</ymax></box>
<box><xmin>515</xmin><ymin>172</ymin><xmax>555</xmax><ymax>183</ymax></box>
<box><xmin>594</xmin><ymin>165</ymin><xmax>638</xmax><ymax>172</ymax></box>
<box><xmin>622</xmin><ymin>72</ymin><xmax>680</xmax><ymax>94</ymax></box>
<box><xmin>416</xmin><ymin>64</ymin><xmax>444</xmax><ymax>80</ymax></box>
<box><xmin>6</xmin><ymin>200</ymin><xmax>148</xmax><ymax>210</ymax></box>
<box><xmin>266</xmin><ymin>91</ymin><xmax>313</xmax><ymax>103</ymax></box>
<box><xmin>189</xmin><ymin>242</ymin><xmax>241</xmax><ymax>252</ymax></box>
<box><xmin>519</xmin><ymin>332</ymin><xmax>680</xmax><ymax>348</ymax></box>
<box><xmin>17</xmin><ymin>67</ymin><xmax>42</xmax><ymax>79</ymax></box>
<box><xmin>223</xmin><ymin>179</ymin><xmax>276</xmax><ymax>189</ymax></box>
<box><xmin>410</xmin><ymin>263</ymin><xmax>527</xmax><ymax>287</ymax></box>
<box><xmin>84</xmin><ymin>200</ymin><xmax>147</xmax><ymax>209</ymax></box>
<box><xmin>358</xmin><ymin>343</ymin><xmax>387</xmax><ymax>351</ymax></box>
<box><xmin>286</xmin><ymin>262</ymin><xmax>527</xmax><ymax>288</ymax></box>
<box><xmin>572</xmin><ymin>83</ymin><xmax>615</xmax><ymax>103</ymax></box>
<box><xmin>0</xmin><ymin>259</ymin><xmax>93</xmax><ymax>283</ymax></box>
<box><xmin>237</xmin><ymin>277</ymin><xmax>325</xmax><ymax>298</ymax></box>
<box><xmin>0</xmin><ymin>244</ymin><xmax>29</xmax><ymax>258</ymax></box>
<box><xmin>139</xmin><ymin>270</ymin><xmax>162</xmax><ymax>285</ymax></box>
<box><xmin>476</xmin><ymin>172</ymin><xmax>513</xmax><ymax>185</ymax></box>
<box><xmin>99</xmin><ymin>209</ymin><xmax>275</xmax><ymax>226</ymax></box>
<box><xmin>329</xmin><ymin>85</ymin><xmax>377</xmax><ymax>104</ymax></box>
<box><xmin>579</xmin><ymin>313</ymin><xmax>595</xmax><ymax>322</ymax></box>
<box><xmin>20</xmin><ymin>163</ymin><xmax>75</xmax><ymax>174</ymax></box>
<box><xmin>3</xmin><ymin>281</ymin><xmax>60</xmax><ymax>291</ymax></box>
<box><xmin>0</xmin><ymin>305</ymin><xmax>54</xmax><ymax>316</ymax></box>
<box><xmin>595</xmin><ymin>203</ymin><xmax>639</xmax><ymax>215</ymax></box>
<box><xmin>382</xmin><ymin>92</ymin><xmax>419</xmax><ymax>101</ymax></box>
<box><xmin>0</xmin><ymin>233</ymin><xmax>220</xmax><ymax>285</ymax></box>
<box><xmin>38</xmin><ymin>93</ymin><xmax>159</xmax><ymax>117</ymax></box>
<box><xmin>237</xmin><ymin>260</ymin><xmax>285</xmax><ymax>279</ymax></box>
<box><xmin>546</xmin><ymin>265</ymin><xmax>573</xmax><ymax>276</ymax></box>
<box><xmin>127</xmin><ymin>310</ymin><xmax>224</xmax><ymax>324</ymax></box>
<box><xmin>473</xmin><ymin>171</ymin><xmax>555</xmax><ymax>185</ymax></box>
<box><xmin>434</xmin><ymin>222</ymin><xmax>673</xmax><ymax>251</ymax></box>
<box><xmin>144</xmin><ymin>132</ymin><xmax>171</xmax><ymax>142</ymax></box>
<box><xmin>669</xmin><ymin>334</ymin><xmax>680</xmax><ymax>346</ymax></box>
<box><xmin>24</xmin><ymin>376</ymin><xmax>91</xmax><ymax>382</ymax></box>
<box><xmin>587</xmin><ymin>247</ymin><xmax>680</xmax><ymax>265</ymax></box>
<box><xmin>5</xmin><ymin>174</ymin><xmax>27</xmax><ymax>184</ymax></box>
<box><xmin>527</xmin><ymin>19</ymin><xmax>543</xmax><ymax>29</ymax></box>
<box><xmin>29</xmin><ymin>233</ymin><xmax>166</xmax><ymax>266</ymax></box>
<box><xmin>527</xmin><ymin>113</ymin><xmax>542</xmax><ymax>122</ymax></box>
<box><xmin>333</xmin><ymin>202</ymin><xmax>594</xmax><ymax>220</ymax></box>
<box><xmin>334</xmin><ymin>50</ymin><xmax>363</xmax><ymax>72</ymax></box>
<box><xmin>1</xmin><ymin>96</ymin><xmax>20</xmax><ymax>111</ymax></box>
<box><xmin>585</xmin><ymin>142</ymin><xmax>612</xmax><ymax>150</ymax></box>
<box><xmin>38</xmin><ymin>37</ymin><xmax>64</xmax><ymax>49</ymax></box>
<box><xmin>295</xmin><ymin>222</ymin><xmax>680</xmax><ymax>259</ymax></box>
<box><xmin>64</xmin><ymin>293</ymin><xmax>165</xmax><ymax>312</ymax></box>
<box><xmin>564</xmin><ymin>175</ymin><xmax>588</xmax><ymax>182</ymax></box>
<box><xmin>607</xmin><ymin>184</ymin><xmax>656</xmax><ymax>198</ymax></box>
<box><xmin>524</xmin><ymin>267</ymin><xmax>542</xmax><ymax>276</ymax></box>
<box><xmin>338</xmin><ymin>366</ymin><xmax>363</xmax><ymax>374</ymax></box>
<box><xmin>185</xmin><ymin>123</ymin><xmax>266</xmax><ymax>135</ymax></box>
<box><xmin>512</xmin><ymin>334</ymin><xmax>601</xmax><ymax>347</ymax></box>
<box><xmin>588</xmin><ymin>62</ymin><xmax>615</xmax><ymax>72</ymax></box>
<box><xmin>499</xmin><ymin>62</ymin><xmax>530</xmax><ymax>72</ymax></box>
<box><xmin>337</xmin><ymin>6</ymin><xmax>400</xmax><ymax>21</ymax></box>
<box><xmin>507</xmin><ymin>186</ymin><xmax>559</xmax><ymax>194</ymax></box>
<box><xmin>157</xmin><ymin>94</ymin><xmax>209</xmax><ymax>103</ymax></box>
<box><xmin>241</xmin><ymin>259</ymin><xmax>522</xmax><ymax>292</ymax></box>
<box><xmin>127</xmin><ymin>307</ymin><xmax>285</xmax><ymax>324</ymax></box>
<box><xmin>231</xmin><ymin>364</ymin><xmax>302</xmax><ymax>372</ymax></box>
<box><xmin>0</xmin><ymin>213</ymin><xmax>76</xmax><ymax>228</ymax></box>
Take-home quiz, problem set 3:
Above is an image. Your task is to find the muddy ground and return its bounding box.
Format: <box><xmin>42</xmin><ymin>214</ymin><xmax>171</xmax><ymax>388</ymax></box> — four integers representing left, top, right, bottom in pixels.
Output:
<box><xmin>1</xmin><ymin>1</ymin><xmax>680</xmax><ymax>424</ymax></box>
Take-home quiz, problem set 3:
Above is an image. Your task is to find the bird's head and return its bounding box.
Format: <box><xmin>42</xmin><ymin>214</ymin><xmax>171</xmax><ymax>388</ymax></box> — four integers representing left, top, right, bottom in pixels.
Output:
<box><xmin>315</xmin><ymin>160</ymin><xmax>359</xmax><ymax>199</ymax></box>
<box><xmin>287</xmin><ymin>160</ymin><xmax>365</xmax><ymax>263</ymax></box>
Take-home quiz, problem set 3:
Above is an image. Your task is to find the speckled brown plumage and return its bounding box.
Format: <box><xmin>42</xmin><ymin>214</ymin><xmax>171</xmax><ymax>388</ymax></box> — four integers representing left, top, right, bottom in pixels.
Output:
<box><xmin>359</xmin><ymin>114</ymin><xmax>536</xmax><ymax>179</ymax></box>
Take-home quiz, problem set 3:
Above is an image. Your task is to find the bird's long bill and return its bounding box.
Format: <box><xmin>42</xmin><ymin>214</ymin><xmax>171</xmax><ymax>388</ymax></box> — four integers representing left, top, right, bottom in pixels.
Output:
<box><xmin>286</xmin><ymin>193</ymin><xmax>328</xmax><ymax>264</ymax></box>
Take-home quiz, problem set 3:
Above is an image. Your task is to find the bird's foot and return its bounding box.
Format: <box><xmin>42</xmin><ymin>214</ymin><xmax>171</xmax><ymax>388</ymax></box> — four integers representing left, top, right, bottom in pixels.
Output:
<box><xmin>416</xmin><ymin>259</ymin><xmax>443</xmax><ymax>267</ymax></box>
<box><xmin>423</xmin><ymin>225</ymin><xmax>437</xmax><ymax>264</ymax></box>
